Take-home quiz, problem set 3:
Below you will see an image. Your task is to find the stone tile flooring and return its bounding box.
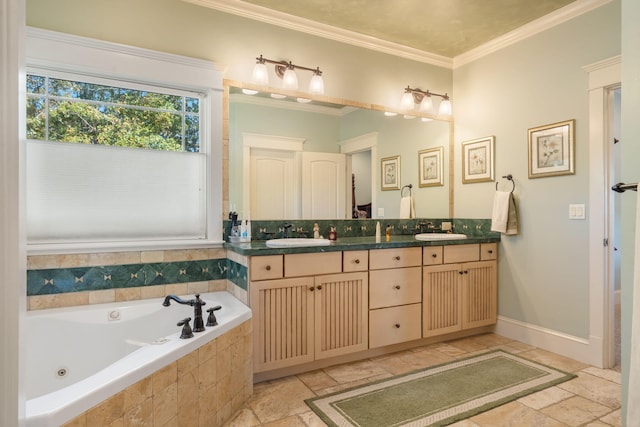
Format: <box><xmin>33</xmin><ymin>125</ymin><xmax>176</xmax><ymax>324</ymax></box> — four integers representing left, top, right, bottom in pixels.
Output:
<box><xmin>224</xmin><ymin>334</ymin><xmax>622</xmax><ymax>427</ymax></box>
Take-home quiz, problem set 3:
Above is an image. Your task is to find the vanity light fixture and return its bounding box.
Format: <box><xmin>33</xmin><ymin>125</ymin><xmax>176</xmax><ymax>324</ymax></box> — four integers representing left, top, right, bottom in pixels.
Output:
<box><xmin>400</xmin><ymin>86</ymin><xmax>452</xmax><ymax>118</ymax></box>
<box><xmin>250</xmin><ymin>54</ymin><xmax>325</xmax><ymax>95</ymax></box>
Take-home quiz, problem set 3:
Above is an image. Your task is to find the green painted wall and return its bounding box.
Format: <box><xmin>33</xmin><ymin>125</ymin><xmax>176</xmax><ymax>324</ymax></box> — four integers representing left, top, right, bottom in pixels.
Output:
<box><xmin>453</xmin><ymin>1</ymin><xmax>620</xmax><ymax>339</ymax></box>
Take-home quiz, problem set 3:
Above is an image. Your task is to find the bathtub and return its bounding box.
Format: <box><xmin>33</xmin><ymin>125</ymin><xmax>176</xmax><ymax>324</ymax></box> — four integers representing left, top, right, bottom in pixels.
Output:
<box><xmin>25</xmin><ymin>291</ymin><xmax>252</xmax><ymax>427</ymax></box>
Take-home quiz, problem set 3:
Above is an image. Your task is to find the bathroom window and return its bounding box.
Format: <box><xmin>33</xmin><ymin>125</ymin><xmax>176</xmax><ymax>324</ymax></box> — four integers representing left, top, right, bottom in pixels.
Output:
<box><xmin>25</xmin><ymin>28</ymin><xmax>224</xmax><ymax>251</ymax></box>
<box><xmin>26</xmin><ymin>73</ymin><xmax>202</xmax><ymax>152</ymax></box>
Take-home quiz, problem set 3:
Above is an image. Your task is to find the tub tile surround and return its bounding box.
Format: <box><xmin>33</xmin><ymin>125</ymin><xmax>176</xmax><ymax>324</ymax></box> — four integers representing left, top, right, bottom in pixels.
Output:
<box><xmin>61</xmin><ymin>319</ymin><xmax>253</xmax><ymax>427</ymax></box>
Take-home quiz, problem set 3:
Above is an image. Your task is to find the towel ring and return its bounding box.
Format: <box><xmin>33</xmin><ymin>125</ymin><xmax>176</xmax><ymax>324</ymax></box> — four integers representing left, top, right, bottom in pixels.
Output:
<box><xmin>401</xmin><ymin>184</ymin><xmax>413</xmax><ymax>197</ymax></box>
<box><xmin>496</xmin><ymin>174</ymin><xmax>515</xmax><ymax>192</ymax></box>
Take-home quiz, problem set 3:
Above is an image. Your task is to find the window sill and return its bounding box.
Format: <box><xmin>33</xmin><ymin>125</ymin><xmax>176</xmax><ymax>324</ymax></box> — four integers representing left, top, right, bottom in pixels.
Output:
<box><xmin>27</xmin><ymin>239</ymin><xmax>225</xmax><ymax>256</ymax></box>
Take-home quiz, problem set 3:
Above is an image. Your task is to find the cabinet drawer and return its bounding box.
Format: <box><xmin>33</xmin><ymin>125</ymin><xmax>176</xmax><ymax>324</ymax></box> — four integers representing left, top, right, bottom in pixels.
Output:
<box><xmin>443</xmin><ymin>244</ymin><xmax>479</xmax><ymax>263</ymax></box>
<box><xmin>250</xmin><ymin>255</ymin><xmax>283</xmax><ymax>281</ymax></box>
<box><xmin>369</xmin><ymin>267</ymin><xmax>421</xmax><ymax>309</ymax></box>
<box><xmin>369</xmin><ymin>247</ymin><xmax>421</xmax><ymax>270</ymax></box>
<box><xmin>284</xmin><ymin>252</ymin><xmax>342</xmax><ymax>277</ymax></box>
<box><xmin>369</xmin><ymin>303</ymin><xmax>422</xmax><ymax>348</ymax></box>
<box><xmin>480</xmin><ymin>243</ymin><xmax>498</xmax><ymax>260</ymax></box>
<box><xmin>343</xmin><ymin>250</ymin><xmax>369</xmax><ymax>272</ymax></box>
<box><xmin>423</xmin><ymin>246</ymin><xmax>443</xmax><ymax>265</ymax></box>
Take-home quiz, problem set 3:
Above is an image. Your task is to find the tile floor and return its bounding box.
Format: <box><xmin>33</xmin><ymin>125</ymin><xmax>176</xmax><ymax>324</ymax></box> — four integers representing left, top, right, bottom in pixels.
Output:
<box><xmin>224</xmin><ymin>333</ymin><xmax>622</xmax><ymax>427</ymax></box>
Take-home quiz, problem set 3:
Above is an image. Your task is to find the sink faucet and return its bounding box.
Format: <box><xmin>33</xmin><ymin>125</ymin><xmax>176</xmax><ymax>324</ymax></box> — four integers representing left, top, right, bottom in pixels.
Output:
<box><xmin>283</xmin><ymin>222</ymin><xmax>293</xmax><ymax>238</ymax></box>
<box><xmin>163</xmin><ymin>293</ymin><xmax>207</xmax><ymax>332</ymax></box>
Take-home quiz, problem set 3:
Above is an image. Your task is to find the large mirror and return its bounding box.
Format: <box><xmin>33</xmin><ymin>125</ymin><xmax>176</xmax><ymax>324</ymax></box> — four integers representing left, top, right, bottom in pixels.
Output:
<box><xmin>226</xmin><ymin>82</ymin><xmax>453</xmax><ymax>220</ymax></box>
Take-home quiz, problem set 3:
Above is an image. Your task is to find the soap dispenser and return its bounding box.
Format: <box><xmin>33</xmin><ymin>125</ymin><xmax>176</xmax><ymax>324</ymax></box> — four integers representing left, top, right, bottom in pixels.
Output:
<box><xmin>328</xmin><ymin>226</ymin><xmax>337</xmax><ymax>242</ymax></box>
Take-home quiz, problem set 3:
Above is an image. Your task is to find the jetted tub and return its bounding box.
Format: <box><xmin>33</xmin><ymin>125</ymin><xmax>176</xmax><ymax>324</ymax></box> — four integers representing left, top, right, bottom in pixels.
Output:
<box><xmin>25</xmin><ymin>291</ymin><xmax>251</xmax><ymax>427</ymax></box>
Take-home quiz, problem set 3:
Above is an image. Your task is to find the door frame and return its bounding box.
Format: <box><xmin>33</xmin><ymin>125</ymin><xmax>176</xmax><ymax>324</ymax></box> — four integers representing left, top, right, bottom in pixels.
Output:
<box><xmin>339</xmin><ymin>132</ymin><xmax>378</xmax><ymax>218</ymax></box>
<box><xmin>586</xmin><ymin>55</ymin><xmax>621</xmax><ymax>368</ymax></box>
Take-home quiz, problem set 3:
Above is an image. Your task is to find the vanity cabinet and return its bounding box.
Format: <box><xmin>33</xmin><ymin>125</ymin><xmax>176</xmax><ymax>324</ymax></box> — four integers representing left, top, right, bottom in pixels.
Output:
<box><xmin>368</xmin><ymin>247</ymin><xmax>422</xmax><ymax>348</ymax></box>
<box><xmin>250</xmin><ymin>267</ymin><xmax>368</xmax><ymax>373</ymax></box>
<box><xmin>422</xmin><ymin>243</ymin><xmax>497</xmax><ymax>337</ymax></box>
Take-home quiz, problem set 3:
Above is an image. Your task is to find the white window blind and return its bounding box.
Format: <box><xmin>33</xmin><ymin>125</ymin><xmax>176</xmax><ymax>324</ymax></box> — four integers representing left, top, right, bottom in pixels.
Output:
<box><xmin>26</xmin><ymin>140</ymin><xmax>206</xmax><ymax>243</ymax></box>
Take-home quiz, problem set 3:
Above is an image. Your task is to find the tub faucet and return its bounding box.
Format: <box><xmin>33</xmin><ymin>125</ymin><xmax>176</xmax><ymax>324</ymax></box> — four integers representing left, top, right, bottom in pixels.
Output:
<box><xmin>163</xmin><ymin>293</ymin><xmax>207</xmax><ymax>332</ymax></box>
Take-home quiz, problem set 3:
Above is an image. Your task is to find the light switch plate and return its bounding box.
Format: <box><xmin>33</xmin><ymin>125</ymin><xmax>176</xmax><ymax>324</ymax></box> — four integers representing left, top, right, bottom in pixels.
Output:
<box><xmin>569</xmin><ymin>204</ymin><xmax>586</xmax><ymax>220</ymax></box>
<box><xmin>377</xmin><ymin>207</ymin><xmax>385</xmax><ymax>217</ymax></box>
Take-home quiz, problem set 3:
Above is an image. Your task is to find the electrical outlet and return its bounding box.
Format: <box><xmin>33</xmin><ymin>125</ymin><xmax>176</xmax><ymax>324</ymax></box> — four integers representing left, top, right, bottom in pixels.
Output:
<box><xmin>377</xmin><ymin>207</ymin><xmax>385</xmax><ymax>217</ymax></box>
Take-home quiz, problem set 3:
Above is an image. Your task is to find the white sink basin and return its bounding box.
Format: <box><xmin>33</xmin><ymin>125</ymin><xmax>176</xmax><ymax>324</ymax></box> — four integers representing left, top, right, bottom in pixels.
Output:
<box><xmin>414</xmin><ymin>233</ymin><xmax>468</xmax><ymax>241</ymax></box>
<box><xmin>265</xmin><ymin>238</ymin><xmax>332</xmax><ymax>248</ymax></box>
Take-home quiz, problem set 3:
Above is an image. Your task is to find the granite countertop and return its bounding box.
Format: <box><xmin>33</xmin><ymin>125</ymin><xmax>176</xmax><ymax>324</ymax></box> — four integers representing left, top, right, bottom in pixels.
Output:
<box><xmin>224</xmin><ymin>234</ymin><xmax>500</xmax><ymax>256</ymax></box>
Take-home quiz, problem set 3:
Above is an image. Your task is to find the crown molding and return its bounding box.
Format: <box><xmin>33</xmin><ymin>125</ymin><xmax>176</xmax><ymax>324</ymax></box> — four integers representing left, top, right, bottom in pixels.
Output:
<box><xmin>184</xmin><ymin>0</ymin><xmax>613</xmax><ymax>70</ymax></box>
<box><xmin>182</xmin><ymin>0</ymin><xmax>453</xmax><ymax>69</ymax></box>
<box><xmin>453</xmin><ymin>0</ymin><xmax>614</xmax><ymax>68</ymax></box>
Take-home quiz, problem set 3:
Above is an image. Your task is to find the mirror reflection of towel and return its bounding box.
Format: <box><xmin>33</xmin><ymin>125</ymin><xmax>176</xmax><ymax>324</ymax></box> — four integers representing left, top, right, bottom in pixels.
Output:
<box><xmin>491</xmin><ymin>191</ymin><xmax>518</xmax><ymax>235</ymax></box>
<box><xmin>400</xmin><ymin>196</ymin><xmax>415</xmax><ymax>219</ymax></box>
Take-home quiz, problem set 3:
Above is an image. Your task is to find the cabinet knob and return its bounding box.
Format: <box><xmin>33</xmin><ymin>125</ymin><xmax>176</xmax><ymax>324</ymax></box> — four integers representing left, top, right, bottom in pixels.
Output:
<box><xmin>464</xmin><ymin>270</ymin><xmax>469</xmax><ymax>274</ymax></box>
<box><xmin>394</xmin><ymin>323</ymin><xmax>401</xmax><ymax>328</ymax></box>
<box><xmin>432</xmin><ymin>253</ymin><xmax>437</xmax><ymax>258</ymax></box>
<box><xmin>309</xmin><ymin>286</ymin><xmax>314</xmax><ymax>291</ymax></box>
<box><xmin>265</xmin><ymin>265</ymin><xmax>271</xmax><ymax>271</ymax></box>
<box><xmin>458</xmin><ymin>271</ymin><xmax>464</xmax><ymax>275</ymax></box>
<box><xmin>353</xmin><ymin>259</ymin><xmax>360</xmax><ymax>264</ymax></box>
<box><xmin>317</xmin><ymin>285</ymin><xmax>322</xmax><ymax>290</ymax></box>
<box><xmin>488</xmin><ymin>250</ymin><xmax>493</xmax><ymax>254</ymax></box>
<box><xmin>394</xmin><ymin>285</ymin><xmax>401</xmax><ymax>290</ymax></box>
<box><xmin>395</xmin><ymin>256</ymin><xmax>401</xmax><ymax>261</ymax></box>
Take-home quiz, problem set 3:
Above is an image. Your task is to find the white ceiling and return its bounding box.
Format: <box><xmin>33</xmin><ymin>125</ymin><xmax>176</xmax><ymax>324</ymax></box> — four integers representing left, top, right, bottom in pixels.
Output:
<box><xmin>183</xmin><ymin>0</ymin><xmax>611</xmax><ymax>68</ymax></box>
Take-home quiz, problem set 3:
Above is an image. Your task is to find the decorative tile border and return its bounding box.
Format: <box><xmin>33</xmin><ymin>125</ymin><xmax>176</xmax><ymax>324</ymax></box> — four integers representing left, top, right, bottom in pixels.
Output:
<box><xmin>227</xmin><ymin>259</ymin><xmax>248</xmax><ymax>291</ymax></box>
<box><xmin>27</xmin><ymin>259</ymin><xmax>228</xmax><ymax>296</ymax></box>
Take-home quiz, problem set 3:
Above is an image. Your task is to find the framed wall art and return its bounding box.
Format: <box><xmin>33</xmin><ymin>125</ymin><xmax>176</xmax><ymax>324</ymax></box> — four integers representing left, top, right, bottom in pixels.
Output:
<box><xmin>418</xmin><ymin>146</ymin><xmax>444</xmax><ymax>187</ymax></box>
<box><xmin>462</xmin><ymin>136</ymin><xmax>494</xmax><ymax>183</ymax></box>
<box><xmin>528</xmin><ymin>119</ymin><xmax>575</xmax><ymax>178</ymax></box>
<box><xmin>381</xmin><ymin>155</ymin><xmax>400</xmax><ymax>190</ymax></box>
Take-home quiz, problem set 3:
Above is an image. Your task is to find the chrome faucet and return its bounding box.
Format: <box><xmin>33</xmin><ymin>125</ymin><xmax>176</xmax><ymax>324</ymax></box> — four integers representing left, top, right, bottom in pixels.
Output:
<box><xmin>163</xmin><ymin>293</ymin><xmax>207</xmax><ymax>332</ymax></box>
<box><xmin>282</xmin><ymin>222</ymin><xmax>293</xmax><ymax>238</ymax></box>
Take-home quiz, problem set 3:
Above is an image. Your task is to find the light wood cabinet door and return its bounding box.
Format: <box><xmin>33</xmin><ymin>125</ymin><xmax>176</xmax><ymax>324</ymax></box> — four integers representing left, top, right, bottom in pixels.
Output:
<box><xmin>369</xmin><ymin>303</ymin><xmax>422</xmax><ymax>348</ymax></box>
<box><xmin>314</xmin><ymin>272</ymin><xmax>369</xmax><ymax>360</ymax></box>
<box><xmin>343</xmin><ymin>250</ymin><xmax>369</xmax><ymax>272</ymax></box>
<box><xmin>284</xmin><ymin>252</ymin><xmax>342</xmax><ymax>277</ymax></box>
<box><xmin>369</xmin><ymin>247</ymin><xmax>421</xmax><ymax>270</ymax></box>
<box><xmin>462</xmin><ymin>261</ymin><xmax>497</xmax><ymax>329</ymax></box>
<box><xmin>422</xmin><ymin>264</ymin><xmax>463</xmax><ymax>337</ymax></box>
<box><xmin>480</xmin><ymin>243</ymin><xmax>498</xmax><ymax>261</ymax></box>
<box><xmin>250</xmin><ymin>255</ymin><xmax>283</xmax><ymax>281</ymax></box>
<box><xmin>250</xmin><ymin>277</ymin><xmax>315</xmax><ymax>372</ymax></box>
<box><xmin>423</xmin><ymin>246</ymin><xmax>443</xmax><ymax>266</ymax></box>
<box><xmin>369</xmin><ymin>267</ymin><xmax>421</xmax><ymax>309</ymax></box>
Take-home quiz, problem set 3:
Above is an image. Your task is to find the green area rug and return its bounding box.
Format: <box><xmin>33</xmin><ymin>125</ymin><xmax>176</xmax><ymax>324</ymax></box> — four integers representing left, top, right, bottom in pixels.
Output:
<box><xmin>305</xmin><ymin>350</ymin><xmax>576</xmax><ymax>427</ymax></box>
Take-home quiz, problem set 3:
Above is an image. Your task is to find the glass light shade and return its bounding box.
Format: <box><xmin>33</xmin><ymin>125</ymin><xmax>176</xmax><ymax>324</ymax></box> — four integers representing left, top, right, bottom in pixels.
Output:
<box><xmin>251</xmin><ymin>62</ymin><xmax>268</xmax><ymax>86</ymax></box>
<box><xmin>384</xmin><ymin>111</ymin><xmax>398</xmax><ymax>117</ymax></box>
<box><xmin>438</xmin><ymin>98</ymin><xmax>452</xmax><ymax>117</ymax></box>
<box><xmin>282</xmin><ymin>68</ymin><xmax>298</xmax><ymax>90</ymax></box>
<box><xmin>403</xmin><ymin>114</ymin><xmax>416</xmax><ymax>119</ymax></box>
<box><xmin>296</xmin><ymin>98</ymin><xmax>312</xmax><ymax>103</ymax></box>
<box><xmin>308</xmin><ymin>74</ymin><xmax>325</xmax><ymax>94</ymax></box>
<box><xmin>270</xmin><ymin>93</ymin><xmax>286</xmax><ymax>99</ymax></box>
<box><xmin>241</xmin><ymin>89</ymin><xmax>258</xmax><ymax>95</ymax></box>
<box><xmin>419</xmin><ymin>96</ymin><xmax>434</xmax><ymax>114</ymax></box>
<box><xmin>400</xmin><ymin>91</ymin><xmax>414</xmax><ymax>110</ymax></box>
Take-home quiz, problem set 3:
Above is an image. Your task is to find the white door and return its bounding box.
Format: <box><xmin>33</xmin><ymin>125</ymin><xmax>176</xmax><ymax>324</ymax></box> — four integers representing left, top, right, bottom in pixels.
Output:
<box><xmin>301</xmin><ymin>152</ymin><xmax>346</xmax><ymax>219</ymax></box>
<box><xmin>250</xmin><ymin>148</ymin><xmax>296</xmax><ymax>219</ymax></box>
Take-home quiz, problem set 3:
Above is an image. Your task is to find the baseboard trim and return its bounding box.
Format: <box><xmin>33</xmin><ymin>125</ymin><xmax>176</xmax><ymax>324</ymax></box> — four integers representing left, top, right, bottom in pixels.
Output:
<box><xmin>496</xmin><ymin>316</ymin><xmax>603</xmax><ymax>367</ymax></box>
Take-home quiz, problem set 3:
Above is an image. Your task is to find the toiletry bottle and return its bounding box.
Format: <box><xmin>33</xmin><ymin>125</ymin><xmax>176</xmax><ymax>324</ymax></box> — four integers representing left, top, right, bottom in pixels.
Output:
<box><xmin>375</xmin><ymin>221</ymin><xmax>381</xmax><ymax>242</ymax></box>
<box><xmin>328</xmin><ymin>226</ymin><xmax>337</xmax><ymax>242</ymax></box>
<box><xmin>313</xmin><ymin>223</ymin><xmax>320</xmax><ymax>239</ymax></box>
<box><xmin>240</xmin><ymin>217</ymin><xmax>247</xmax><ymax>242</ymax></box>
<box><xmin>385</xmin><ymin>224</ymin><xmax>391</xmax><ymax>242</ymax></box>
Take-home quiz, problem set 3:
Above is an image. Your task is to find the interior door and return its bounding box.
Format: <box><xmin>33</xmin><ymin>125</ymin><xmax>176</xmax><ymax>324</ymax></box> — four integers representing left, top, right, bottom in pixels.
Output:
<box><xmin>250</xmin><ymin>148</ymin><xmax>296</xmax><ymax>219</ymax></box>
<box><xmin>301</xmin><ymin>152</ymin><xmax>346</xmax><ymax>219</ymax></box>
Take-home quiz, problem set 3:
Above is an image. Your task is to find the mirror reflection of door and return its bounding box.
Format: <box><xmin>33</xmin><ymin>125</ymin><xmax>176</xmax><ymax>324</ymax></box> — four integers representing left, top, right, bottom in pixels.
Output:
<box><xmin>351</xmin><ymin>151</ymin><xmax>372</xmax><ymax>218</ymax></box>
<box><xmin>301</xmin><ymin>152</ymin><xmax>346</xmax><ymax>219</ymax></box>
<box><xmin>250</xmin><ymin>148</ymin><xmax>296</xmax><ymax>219</ymax></box>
